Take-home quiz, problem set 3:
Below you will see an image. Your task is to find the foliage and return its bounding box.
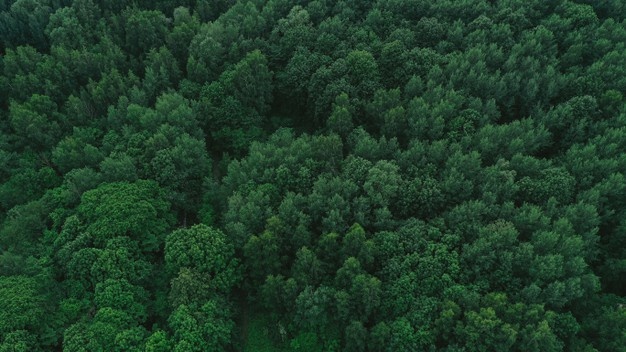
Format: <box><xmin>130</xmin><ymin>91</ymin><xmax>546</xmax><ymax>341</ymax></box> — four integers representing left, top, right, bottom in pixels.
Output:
<box><xmin>1</xmin><ymin>0</ymin><xmax>625</xmax><ymax>351</ymax></box>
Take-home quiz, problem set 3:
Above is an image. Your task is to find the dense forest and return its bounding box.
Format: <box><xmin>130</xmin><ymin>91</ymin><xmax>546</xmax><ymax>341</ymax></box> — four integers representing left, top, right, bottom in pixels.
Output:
<box><xmin>1</xmin><ymin>0</ymin><xmax>626</xmax><ymax>351</ymax></box>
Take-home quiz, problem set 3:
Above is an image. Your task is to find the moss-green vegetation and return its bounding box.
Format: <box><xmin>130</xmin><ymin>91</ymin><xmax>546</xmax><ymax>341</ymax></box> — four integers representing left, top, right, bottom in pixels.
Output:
<box><xmin>1</xmin><ymin>0</ymin><xmax>625</xmax><ymax>350</ymax></box>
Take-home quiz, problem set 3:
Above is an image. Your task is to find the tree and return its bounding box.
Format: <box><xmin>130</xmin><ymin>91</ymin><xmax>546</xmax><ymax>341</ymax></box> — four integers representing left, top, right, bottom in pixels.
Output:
<box><xmin>517</xmin><ymin>167</ymin><xmax>576</xmax><ymax>205</ymax></box>
<box><xmin>289</xmin><ymin>331</ymin><xmax>324</xmax><ymax>352</ymax></box>
<box><xmin>52</xmin><ymin>127</ymin><xmax>103</xmax><ymax>174</ymax></box>
<box><xmin>168</xmin><ymin>300</ymin><xmax>235</xmax><ymax>352</ymax></box>
<box><xmin>0</xmin><ymin>275</ymin><xmax>45</xmax><ymax>337</ymax></box>
<box><xmin>276</xmin><ymin>47</ymin><xmax>329</xmax><ymax>120</ymax></box>
<box><xmin>144</xmin><ymin>330</ymin><xmax>171</xmax><ymax>352</ymax></box>
<box><xmin>63</xmin><ymin>308</ymin><xmax>136</xmax><ymax>352</ymax></box>
<box><xmin>0</xmin><ymin>199</ymin><xmax>53</xmax><ymax>255</ymax></box>
<box><xmin>379</xmin><ymin>40</ymin><xmax>409</xmax><ymax>88</ymax></box>
<box><xmin>459</xmin><ymin>307</ymin><xmax>518</xmax><ymax>351</ymax></box>
<box><xmin>168</xmin><ymin>268</ymin><xmax>213</xmax><ymax>308</ymax></box>
<box><xmin>292</xmin><ymin>246</ymin><xmax>324</xmax><ymax>287</ymax></box>
<box><xmin>460</xmin><ymin>220</ymin><xmax>519</xmax><ymax>291</ymax></box>
<box><xmin>0</xmin><ymin>163</ymin><xmax>59</xmax><ymax>212</ymax></box>
<box><xmin>344</xmin><ymin>321</ymin><xmax>367</xmax><ymax>352</ymax></box>
<box><xmin>165</xmin><ymin>224</ymin><xmax>239</xmax><ymax>294</ymax></box>
<box><xmin>78</xmin><ymin>180</ymin><xmax>173</xmax><ymax>250</ymax></box>
<box><xmin>89</xmin><ymin>237</ymin><xmax>152</xmax><ymax>284</ymax></box>
<box><xmin>0</xmin><ymin>0</ymin><xmax>52</xmax><ymax>51</ymax></box>
<box><xmin>46</xmin><ymin>1</ymin><xmax>101</xmax><ymax>50</ymax></box>
<box><xmin>269</xmin><ymin>6</ymin><xmax>315</xmax><ymax>66</ymax></box>
<box><xmin>94</xmin><ymin>279</ymin><xmax>148</xmax><ymax>323</ymax></box>
<box><xmin>340</xmin><ymin>223</ymin><xmax>376</xmax><ymax>269</ymax></box>
<box><xmin>1</xmin><ymin>1</ymin><xmax>626</xmax><ymax>350</ymax></box>
<box><xmin>363</xmin><ymin>160</ymin><xmax>401</xmax><ymax>207</ymax></box>
<box><xmin>224</xmin><ymin>50</ymin><xmax>273</xmax><ymax>113</ymax></box>
<box><xmin>196</xmin><ymin>50</ymin><xmax>273</xmax><ymax>154</ymax></box>
<box><xmin>326</xmin><ymin>92</ymin><xmax>354</xmax><ymax>138</ymax></box>
<box><xmin>143</xmin><ymin>47</ymin><xmax>182</xmax><ymax>104</ymax></box>
<box><xmin>345</xmin><ymin>49</ymin><xmax>380</xmax><ymax>102</ymax></box>
<box><xmin>99</xmin><ymin>153</ymin><xmax>138</xmax><ymax>183</ymax></box>
<box><xmin>0</xmin><ymin>330</ymin><xmax>40</xmax><ymax>352</ymax></box>
<box><xmin>9</xmin><ymin>94</ymin><xmax>62</xmax><ymax>155</ymax></box>
<box><xmin>243</xmin><ymin>230</ymin><xmax>282</xmax><ymax>288</ymax></box>
<box><xmin>122</xmin><ymin>8</ymin><xmax>168</xmax><ymax>57</ymax></box>
<box><xmin>146</xmin><ymin>131</ymin><xmax>210</xmax><ymax>216</ymax></box>
<box><xmin>166</xmin><ymin>6</ymin><xmax>200</xmax><ymax>65</ymax></box>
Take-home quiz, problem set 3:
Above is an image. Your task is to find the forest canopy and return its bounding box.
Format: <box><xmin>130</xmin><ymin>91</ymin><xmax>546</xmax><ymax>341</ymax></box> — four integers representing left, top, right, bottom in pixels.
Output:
<box><xmin>1</xmin><ymin>0</ymin><xmax>626</xmax><ymax>351</ymax></box>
